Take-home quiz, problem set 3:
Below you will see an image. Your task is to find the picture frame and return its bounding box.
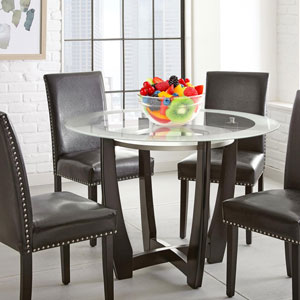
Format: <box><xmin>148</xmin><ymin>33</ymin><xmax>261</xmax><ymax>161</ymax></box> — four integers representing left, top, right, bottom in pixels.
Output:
<box><xmin>0</xmin><ymin>0</ymin><xmax>47</xmax><ymax>60</ymax></box>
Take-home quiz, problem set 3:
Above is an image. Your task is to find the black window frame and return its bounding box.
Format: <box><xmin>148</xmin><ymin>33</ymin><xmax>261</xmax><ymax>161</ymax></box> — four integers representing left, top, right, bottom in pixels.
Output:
<box><xmin>64</xmin><ymin>0</ymin><xmax>186</xmax><ymax>109</ymax></box>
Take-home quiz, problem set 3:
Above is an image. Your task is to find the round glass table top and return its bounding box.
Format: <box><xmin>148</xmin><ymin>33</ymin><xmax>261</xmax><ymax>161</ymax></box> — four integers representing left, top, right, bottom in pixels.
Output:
<box><xmin>65</xmin><ymin>109</ymin><xmax>279</xmax><ymax>147</ymax></box>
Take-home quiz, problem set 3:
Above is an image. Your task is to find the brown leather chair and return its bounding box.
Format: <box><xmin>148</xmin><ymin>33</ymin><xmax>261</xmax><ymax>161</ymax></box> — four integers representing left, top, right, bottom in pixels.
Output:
<box><xmin>223</xmin><ymin>91</ymin><xmax>300</xmax><ymax>300</ymax></box>
<box><xmin>44</xmin><ymin>72</ymin><xmax>154</xmax><ymax>247</ymax></box>
<box><xmin>0</xmin><ymin>112</ymin><xmax>116</xmax><ymax>300</ymax></box>
<box><xmin>178</xmin><ymin>71</ymin><xmax>269</xmax><ymax>245</ymax></box>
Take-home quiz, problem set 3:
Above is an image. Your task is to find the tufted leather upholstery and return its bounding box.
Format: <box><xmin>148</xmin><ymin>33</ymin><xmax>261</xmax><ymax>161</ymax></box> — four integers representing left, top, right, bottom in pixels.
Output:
<box><xmin>178</xmin><ymin>150</ymin><xmax>264</xmax><ymax>185</ymax></box>
<box><xmin>0</xmin><ymin>112</ymin><xmax>117</xmax><ymax>254</ymax></box>
<box><xmin>223</xmin><ymin>91</ymin><xmax>300</xmax><ymax>244</ymax></box>
<box><xmin>44</xmin><ymin>72</ymin><xmax>153</xmax><ymax>185</ymax></box>
<box><xmin>178</xmin><ymin>71</ymin><xmax>268</xmax><ymax>184</ymax></box>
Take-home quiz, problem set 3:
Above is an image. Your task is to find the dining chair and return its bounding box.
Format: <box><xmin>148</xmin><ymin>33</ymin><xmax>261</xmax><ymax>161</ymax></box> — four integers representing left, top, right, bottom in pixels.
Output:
<box><xmin>0</xmin><ymin>112</ymin><xmax>117</xmax><ymax>300</ymax></box>
<box><xmin>178</xmin><ymin>71</ymin><xmax>269</xmax><ymax>246</ymax></box>
<box><xmin>44</xmin><ymin>72</ymin><xmax>154</xmax><ymax>247</ymax></box>
<box><xmin>223</xmin><ymin>91</ymin><xmax>300</xmax><ymax>300</ymax></box>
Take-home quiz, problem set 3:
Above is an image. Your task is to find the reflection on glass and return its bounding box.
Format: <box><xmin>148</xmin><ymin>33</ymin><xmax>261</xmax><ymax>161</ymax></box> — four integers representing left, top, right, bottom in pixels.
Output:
<box><xmin>64</xmin><ymin>0</ymin><xmax>91</xmax><ymax>39</ymax></box>
<box><xmin>125</xmin><ymin>40</ymin><xmax>153</xmax><ymax>90</ymax></box>
<box><xmin>154</xmin><ymin>0</ymin><xmax>180</xmax><ymax>38</ymax></box>
<box><xmin>124</xmin><ymin>0</ymin><xmax>152</xmax><ymax>38</ymax></box>
<box><xmin>64</xmin><ymin>41</ymin><xmax>92</xmax><ymax>72</ymax></box>
<box><xmin>105</xmin><ymin>93</ymin><xmax>123</xmax><ymax>111</ymax></box>
<box><xmin>93</xmin><ymin>0</ymin><xmax>122</xmax><ymax>39</ymax></box>
<box><xmin>94</xmin><ymin>41</ymin><xmax>123</xmax><ymax>91</ymax></box>
<box><xmin>155</xmin><ymin>40</ymin><xmax>181</xmax><ymax>79</ymax></box>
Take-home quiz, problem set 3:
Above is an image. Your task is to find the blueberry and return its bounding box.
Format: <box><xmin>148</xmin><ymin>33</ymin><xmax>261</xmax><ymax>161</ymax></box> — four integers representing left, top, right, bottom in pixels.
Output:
<box><xmin>173</xmin><ymin>93</ymin><xmax>179</xmax><ymax>97</ymax></box>
<box><xmin>153</xmin><ymin>90</ymin><xmax>160</xmax><ymax>97</ymax></box>
<box><xmin>163</xmin><ymin>98</ymin><xmax>171</xmax><ymax>106</ymax></box>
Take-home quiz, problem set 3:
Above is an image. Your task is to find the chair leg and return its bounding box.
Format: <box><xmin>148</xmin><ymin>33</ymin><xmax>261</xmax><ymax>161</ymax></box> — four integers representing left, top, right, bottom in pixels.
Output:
<box><xmin>20</xmin><ymin>253</ymin><xmax>32</xmax><ymax>300</ymax></box>
<box><xmin>180</xmin><ymin>180</ymin><xmax>189</xmax><ymax>239</ymax></box>
<box><xmin>88</xmin><ymin>186</ymin><xmax>98</xmax><ymax>247</ymax></box>
<box><xmin>102</xmin><ymin>235</ymin><xmax>114</xmax><ymax>300</ymax></box>
<box><xmin>245</xmin><ymin>186</ymin><xmax>253</xmax><ymax>245</ymax></box>
<box><xmin>54</xmin><ymin>174</ymin><xmax>62</xmax><ymax>192</ymax></box>
<box><xmin>258</xmin><ymin>174</ymin><xmax>264</xmax><ymax>192</ymax></box>
<box><xmin>285</xmin><ymin>242</ymin><xmax>292</xmax><ymax>278</ymax></box>
<box><xmin>292</xmin><ymin>244</ymin><xmax>300</xmax><ymax>300</ymax></box>
<box><xmin>226</xmin><ymin>225</ymin><xmax>238</xmax><ymax>298</ymax></box>
<box><xmin>60</xmin><ymin>245</ymin><xmax>70</xmax><ymax>285</ymax></box>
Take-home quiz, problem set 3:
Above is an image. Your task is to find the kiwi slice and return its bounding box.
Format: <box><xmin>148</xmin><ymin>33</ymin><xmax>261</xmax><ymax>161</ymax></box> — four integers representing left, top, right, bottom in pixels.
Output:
<box><xmin>166</xmin><ymin>97</ymin><xmax>194</xmax><ymax>123</ymax></box>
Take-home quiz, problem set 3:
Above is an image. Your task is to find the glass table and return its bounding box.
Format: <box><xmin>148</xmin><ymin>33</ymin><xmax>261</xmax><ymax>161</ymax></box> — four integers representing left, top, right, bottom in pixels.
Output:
<box><xmin>66</xmin><ymin>109</ymin><xmax>279</xmax><ymax>289</ymax></box>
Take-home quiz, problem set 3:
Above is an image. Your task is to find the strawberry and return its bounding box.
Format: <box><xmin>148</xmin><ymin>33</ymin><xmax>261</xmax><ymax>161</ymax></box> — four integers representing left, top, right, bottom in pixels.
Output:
<box><xmin>153</xmin><ymin>77</ymin><xmax>164</xmax><ymax>84</ymax></box>
<box><xmin>178</xmin><ymin>78</ymin><xmax>187</xmax><ymax>86</ymax></box>
<box><xmin>155</xmin><ymin>81</ymin><xmax>170</xmax><ymax>91</ymax></box>
<box><xmin>195</xmin><ymin>85</ymin><xmax>204</xmax><ymax>95</ymax></box>
<box><xmin>166</xmin><ymin>84</ymin><xmax>174</xmax><ymax>95</ymax></box>
<box><xmin>184</xmin><ymin>87</ymin><xmax>198</xmax><ymax>97</ymax></box>
<box><xmin>140</xmin><ymin>87</ymin><xmax>148</xmax><ymax>96</ymax></box>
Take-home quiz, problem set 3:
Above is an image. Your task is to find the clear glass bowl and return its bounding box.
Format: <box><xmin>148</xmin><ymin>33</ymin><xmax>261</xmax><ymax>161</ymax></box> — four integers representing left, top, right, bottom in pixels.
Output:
<box><xmin>138</xmin><ymin>94</ymin><xmax>203</xmax><ymax>125</ymax></box>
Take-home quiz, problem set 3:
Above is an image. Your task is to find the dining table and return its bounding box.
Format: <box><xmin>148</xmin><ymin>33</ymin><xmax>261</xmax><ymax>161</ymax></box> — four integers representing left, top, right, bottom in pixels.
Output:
<box><xmin>66</xmin><ymin>108</ymin><xmax>279</xmax><ymax>289</ymax></box>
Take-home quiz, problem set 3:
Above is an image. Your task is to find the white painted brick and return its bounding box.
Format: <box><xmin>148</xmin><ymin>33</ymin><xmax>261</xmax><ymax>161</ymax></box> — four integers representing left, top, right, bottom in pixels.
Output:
<box><xmin>23</xmin><ymin>72</ymin><xmax>44</xmax><ymax>81</ymax></box>
<box><xmin>0</xmin><ymin>105</ymin><xmax>8</xmax><ymax>112</ymax></box>
<box><xmin>21</xmin><ymin>144</ymin><xmax>38</xmax><ymax>153</ymax></box>
<box><xmin>38</xmin><ymin>62</ymin><xmax>61</xmax><ymax>71</ymax></box>
<box><xmin>10</xmin><ymin>62</ymin><xmax>38</xmax><ymax>72</ymax></box>
<box><xmin>9</xmin><ymin>83</ymin><xmax>37</xmax><ymax>92</ymax></box>
<box><xmin>37</xmin><ymin>163</ymin><xmax>53</xmax><ymax>173</ymax></box>
<box><xmin>9</xmin><ymin>114</ymin><xmax>22</xmax><ymax>124</ymax></box>
<box><xmin>23</xmin><ymin>133</ymin><xmax>50</xmax><ymax>144</ymax></box>
<box><xmin>23</xmin><ymin>92</ymin><xmax>46</xmax><ymax>103</ymax></box>
<box><xmin>9</xmin><ymin>104</ymin><xmax>36</xmax><ymax>113</ymax></box>
<box><xmin>0</xmin><ymin>72</ymin><xmax>23</xmax><ymax>82</ymax></box>
<box><xmin>14</xmin><ymin>123</ymin><xmax>37</xmax><ymax>133</ymax></box>
<box><xmin>38</xmin><ymin>143</ymin><xmax>51</xmax><ymax>153</ymax></box>
<box><xmin>0</xmin><ymin>62</ymin><xmax>9</xmax><ymax>72</ymax></box>
<box><xmin>0</xmin><ymin>93</ymin><xmax>22</xmax><ymax>103</ymax></box>
<box><xmin>38</xmin><ymin>123</ymin><xmax>50</xmax><ymax>132</ymax></box>
<box><xmin>25</xmin><ymin>164</ymin><xmax>37</xmax><ymax>174</ymax></box>
<box><xmin>0</xmin><ymin>84</ymin><xmax>8</xmax><ymax>92</ymax></box>
<box><xmin>22</xmin><ymin>112</ymin><xmax>49</xmax><ymax>123</ymax></box>
<box><xmin>24</xmin><ymin>153</ymin><xmax>50</xmax><ymax>164</ymax></box>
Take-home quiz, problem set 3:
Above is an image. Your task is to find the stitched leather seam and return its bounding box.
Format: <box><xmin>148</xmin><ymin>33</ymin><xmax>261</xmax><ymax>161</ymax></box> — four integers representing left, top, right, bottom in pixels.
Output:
<box><xmin>32</xmin><ymin>230</ymin><xmax>117</xmax><ymax>252</ymax></box>
<box><xmin>1</xmin><ymin>114</ymin><xmax>31</xmax><ymax>253</ymax></box>
<box><xmin>223</xmin><ymin>220</ymin><xmax>299</xmax><ymax>244</ymax></box>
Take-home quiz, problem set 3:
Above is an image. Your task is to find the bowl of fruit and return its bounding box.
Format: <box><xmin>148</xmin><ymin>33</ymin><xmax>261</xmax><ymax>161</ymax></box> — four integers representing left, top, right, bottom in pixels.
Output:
<box><xmin>139</xmin><ymin>75</ymin><xmax>204</xmax><ymax>126</ymax></box>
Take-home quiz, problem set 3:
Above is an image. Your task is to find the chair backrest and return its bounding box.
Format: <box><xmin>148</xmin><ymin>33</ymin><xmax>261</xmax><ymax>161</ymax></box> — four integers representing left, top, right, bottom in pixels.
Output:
<box><xmin>205</xmin><ymin>71</ymin><xmax>269</xmax><ymax>153</ymax></box>
<box><xmin>284</xmin><ymin>91</ymin><xmax>300</xmax><ymax>190</ymax></box>
<box><xmin>44</xmin><ymin>72</ymin><xmax>106</xmax><ymax>173</ymax></box>
<box><xmin>0</xmin><ymin>112</ymin><xmax>33</xmax><ymax>254</ymax></box>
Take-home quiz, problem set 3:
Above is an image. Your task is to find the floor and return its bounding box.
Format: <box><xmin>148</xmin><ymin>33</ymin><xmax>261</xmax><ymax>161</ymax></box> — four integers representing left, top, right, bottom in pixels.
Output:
<box><xmin>0</xmin><ymin>172</ymin><xmax>292</xmax><ymax>300</ymax></box>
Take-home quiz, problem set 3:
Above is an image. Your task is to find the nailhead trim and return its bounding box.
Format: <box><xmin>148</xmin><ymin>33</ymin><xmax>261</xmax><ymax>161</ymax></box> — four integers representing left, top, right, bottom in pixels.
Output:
<box><xmin>32</xmin><ymin>230</ymin><xmax>118</xmax><ymax>252</ymax></box>
<box><xmin>223</xmin><ymin>220</ymin><xmax>299</xmax><ymax>245</ymax></box>
<box><xmin>1</xmin><ymin>114</ymin><xmax>31</xmax><ymax>253</ymax></box>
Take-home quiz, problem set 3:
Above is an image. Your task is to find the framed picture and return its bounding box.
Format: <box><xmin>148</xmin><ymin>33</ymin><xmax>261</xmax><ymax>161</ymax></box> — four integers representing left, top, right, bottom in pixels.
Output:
<box><xmin>0</xmin><ymin>0</ymin><xmax>47</xmax><ymax>60</ymax></box>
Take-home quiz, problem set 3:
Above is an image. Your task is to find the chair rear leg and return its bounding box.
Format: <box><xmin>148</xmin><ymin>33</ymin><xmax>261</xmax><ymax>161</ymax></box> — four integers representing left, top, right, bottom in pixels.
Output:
<box><xmin>60</xmin><ymin>245</ymin><xmax>70</xmax><ymax>285</ymax></box>
<box><xmin>88</xmin><ymin>186</ymin><xmax>98</xmax><ymax>247</ymax></box>
<box><xmin>102</xmin><ymin>235</ymin><xmax>114</xmax><ymax>300</ymax></box>
<box><xmin>20</xmin><ymin>253</ymin><xmax>32</xmax><ymax>300</ymax></box>
<box><xmin>292</xmin><ymin>244</ymin><xmax>300</xmax><ymax>300</ymax></box>
<box><xmin>54</xmin><ymin>175</ymin><xmax>62</xmax><ymax>192</ymax></box>
<box><xmin>180</xmin><ymin>180</ymin><xmax>189</xmax><ymax>239</ymax></box>
<box><xmin>245</xmin><ymin>186</ymin><xmax>253</xmax><ymax>245</ymax></box>
<box><xmin>285</xmin><ymin>242</ymin><xmax>292</xmax><ymax>278</ymax></box>
<box><xmin>226</xmin><ymin>225</ymin><xmax>238</xmax><ymax>298</ymax></box>
<box><xmin>258</xmin><ymin>174</ymin><xmax>264</xmax><ymax>192</ymax></box>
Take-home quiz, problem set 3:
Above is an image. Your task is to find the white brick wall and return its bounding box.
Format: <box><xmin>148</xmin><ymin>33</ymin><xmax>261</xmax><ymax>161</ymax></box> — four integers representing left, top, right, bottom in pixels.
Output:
<box><xmin>0</xmin><ymin>1</ymin><xmax>62</xmax><ymax>183</ymax></box>
<box><xmin>277</xmin><ymin>0</ymin><xmax>299</xmax><ymax>102</ymax></box>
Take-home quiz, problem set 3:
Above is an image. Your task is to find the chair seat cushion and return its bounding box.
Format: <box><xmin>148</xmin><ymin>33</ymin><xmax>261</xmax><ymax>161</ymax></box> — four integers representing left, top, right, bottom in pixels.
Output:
<box><xmin>223</xmin><ymin>189</ymin><xmax>300</xmax><ymax>243</ymax></box>
<box><xmin>31</xmin><ymin>192</ymin><xmax>116</xmax><ymax>249</ymax></box>
<box><xmin>178</xmin><ymin>149</ymin><xmax>264</xmax><ymax>185</ymax></box>
<box><xmin>57</xmin><ymin>147</ymin><xmax>154</xmax><ymax>185</ymax></box>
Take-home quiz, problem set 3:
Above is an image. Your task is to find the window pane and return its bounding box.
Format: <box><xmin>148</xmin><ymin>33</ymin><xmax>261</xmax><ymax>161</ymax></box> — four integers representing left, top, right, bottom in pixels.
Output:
<box><xmin>64</xmin><ymin>0</ymin><xmax>91</xmax><ymax>39</ymax></box>
<box><xmin>93</xmin><ymin>0</ymin><xmax>122</xmax><ymax>39</ymax></box>
<box><xmin>105</xmin><ymin>93</ymin><xmax>123</xmax><ymax>110</ymax></box>
<box><xmin>125</xmin><ymin>92</ymin><xmax>139</xmax><ymax>112</ymax></box>
<box><xmin>94</xmin><ymin>41</ymin><xmax>123</xmax><ymax>91</ymax></box>
<box><xmin>64</xmin><ymin>41</ymin><xmax>92</xmax><ymax>72</ymax></box>
<box><xmin>155</xmin><ymin>40</ymin><xmax>181</xmax><ymax>79</ymax></box>
<box><xmin>124</xmin><ymin>0</ymin><xmax>152</xmax><ymax>38</ymax></box>
<box><xmin>154</xmin><ymin>0</ymin><xmax>180</xmax><ymax>38</ymax></box>
<box><xmin>125</xmin><ymin>40</ymin><xmax>153</xmax><ymax>90</ymax></box>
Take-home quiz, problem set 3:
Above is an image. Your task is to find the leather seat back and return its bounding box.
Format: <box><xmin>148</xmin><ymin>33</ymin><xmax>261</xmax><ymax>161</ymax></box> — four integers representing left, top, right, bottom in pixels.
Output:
<box><xmin>44</xmin><ymin>72</ymin><xmax>106</xmax><ymax>172</ymax></box>
<box><xmin>0</xmin><ymin>112</ymin><xmax>33</xmax><ymax>253</ymax></box>
<box><xmin>285</xmin><ymin>91</ymin><xmax>300</xmax><ymax>190</ymax></box>
<box><xmin>205</xmin><ymin>71</ymin><xmax>269</xmax><ymax>153</ymax></box>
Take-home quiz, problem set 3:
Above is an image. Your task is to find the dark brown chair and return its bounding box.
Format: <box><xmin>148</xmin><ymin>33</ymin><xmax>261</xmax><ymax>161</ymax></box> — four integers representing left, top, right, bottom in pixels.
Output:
<box><xmin>44</xmin><ymin>72</ymin><xmax>154</xmax><ymax>247</ymax></box>
<box><xmin>0</xmin><ymin>112</ymin><xmax>116</xmax><ymax>300</ymax></box>
<box><xmin>223</xmin><ymin>91</ymin><xmax>300</xmax><ymax>300</ymax></box>
<box><xmin>178</xmin><ymin>71</ymin><xmax>269</xmax><ymax>245</ymax></box>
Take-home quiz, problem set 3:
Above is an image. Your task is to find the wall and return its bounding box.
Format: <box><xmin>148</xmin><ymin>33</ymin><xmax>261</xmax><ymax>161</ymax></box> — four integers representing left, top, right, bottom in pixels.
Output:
<box><xmin>277</xmin><ymin>0</ymin><xmax>299</xmax><ymax>103</ymax></box>
<box><xmin>0</xmin><ymin>1</ymin><xmax>62</xmax><ymax>186</ymax></box>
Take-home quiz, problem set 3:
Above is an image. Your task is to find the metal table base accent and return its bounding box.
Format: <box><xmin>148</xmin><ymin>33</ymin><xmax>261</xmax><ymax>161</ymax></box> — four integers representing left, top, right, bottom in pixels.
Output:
<box><xmin>100</xmin><ymin>137</ymin><xmax>237</xmax><ymax>288</ymax></box>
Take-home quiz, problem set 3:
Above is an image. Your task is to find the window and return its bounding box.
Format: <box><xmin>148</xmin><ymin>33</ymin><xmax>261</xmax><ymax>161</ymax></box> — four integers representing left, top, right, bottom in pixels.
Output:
<box><xmin>64</xmin><ymin>0</ymin><xmax>185</xmax><ymax>110</ymax></box>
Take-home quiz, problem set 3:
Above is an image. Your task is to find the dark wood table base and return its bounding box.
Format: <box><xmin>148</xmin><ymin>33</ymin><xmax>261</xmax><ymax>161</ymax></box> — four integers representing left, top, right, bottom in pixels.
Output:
<box><xmin>100</xmin><ymin>138</ymin><xmax>237</xmax><ymax>288</ymax></box>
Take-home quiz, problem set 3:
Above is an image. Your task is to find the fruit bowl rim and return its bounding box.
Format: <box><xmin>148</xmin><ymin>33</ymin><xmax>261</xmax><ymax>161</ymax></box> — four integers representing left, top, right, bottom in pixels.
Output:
<box><xmin>137</xmin><ymin>94</ymin><xmax>204</xmax><ymax>101</ymax></box>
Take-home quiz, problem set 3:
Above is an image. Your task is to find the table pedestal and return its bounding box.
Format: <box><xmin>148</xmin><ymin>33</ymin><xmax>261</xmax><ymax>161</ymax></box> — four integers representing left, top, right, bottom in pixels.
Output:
<box><xmin>100</xmin><ymin>138</ymin><xmax>237</xmax><ymax>288</ymax></box>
